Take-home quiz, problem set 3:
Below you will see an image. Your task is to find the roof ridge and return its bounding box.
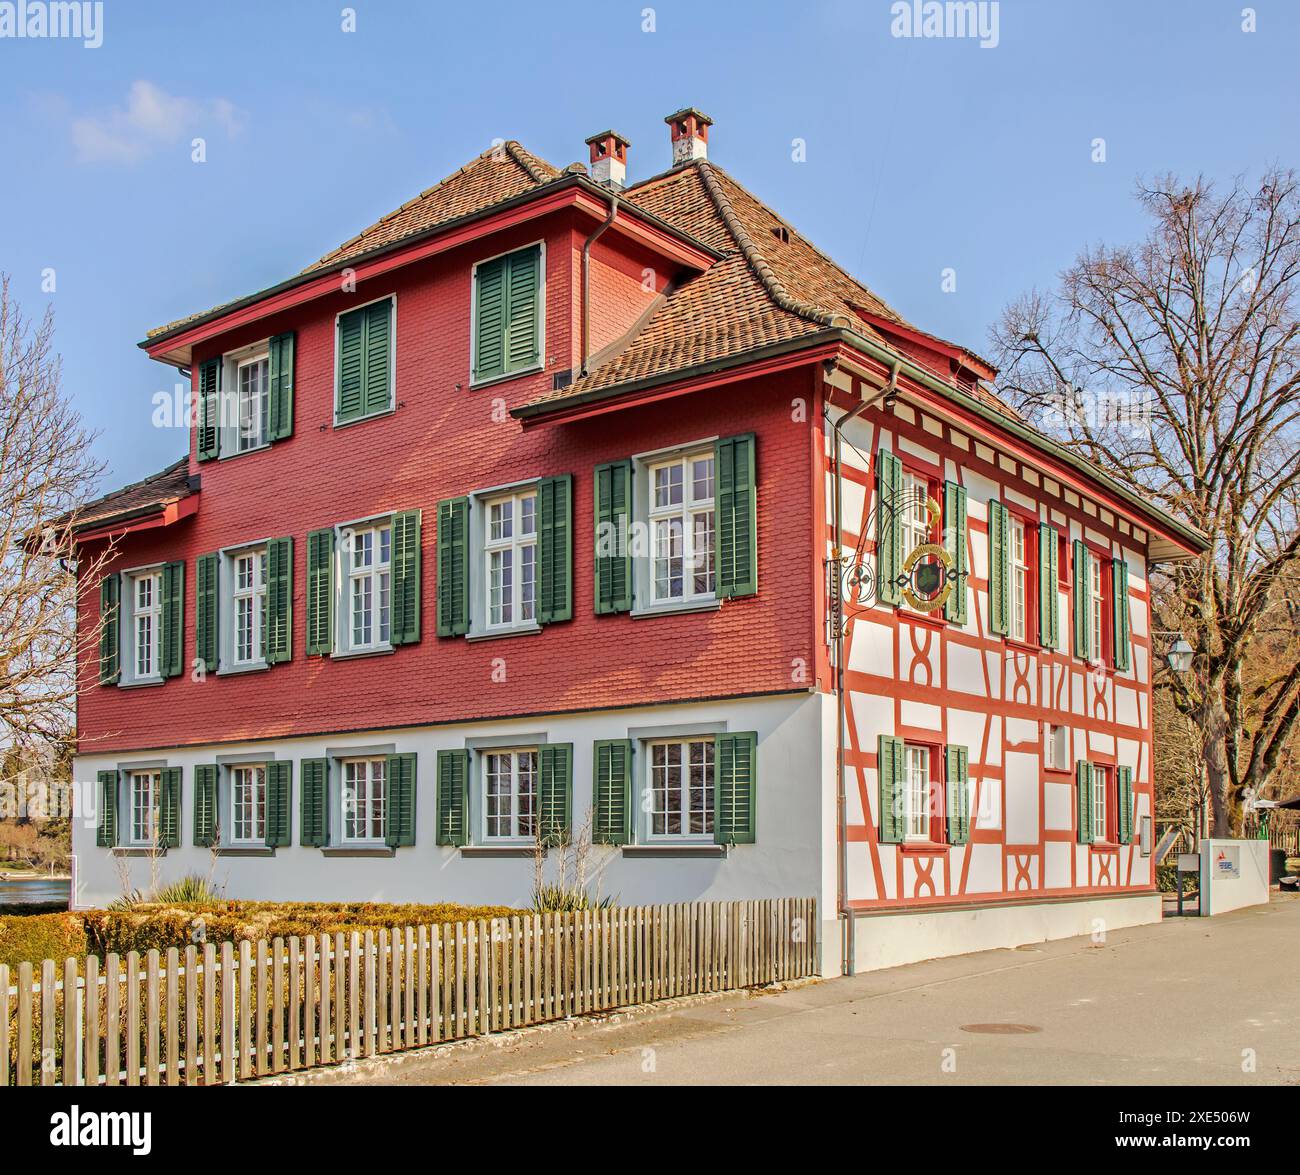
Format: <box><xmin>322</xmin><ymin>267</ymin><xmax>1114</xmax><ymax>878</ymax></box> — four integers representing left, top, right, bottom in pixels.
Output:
<box><xmin>694</xmin><ymin>161</ymin><xmax>849</xmax><ymax>330</ymax></box>
<box><xmin>502</xmin><ymin>140</ymin><xmax>550</xmax><ymax>183</ymax></box>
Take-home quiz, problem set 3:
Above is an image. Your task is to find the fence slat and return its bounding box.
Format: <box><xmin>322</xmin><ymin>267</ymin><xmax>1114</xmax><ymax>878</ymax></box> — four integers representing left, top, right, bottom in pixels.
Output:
<box><xmin>63</xmin><ymin>957</ymin><xmax>79</xmax><ymax>1087</ymax></box>
<box><xmin>165</xmin><ymin>947</ymin><xmax>180</xmax><ymax>1086</ymax></box>
<box><xmin>404</xmin><ymin>927</ymin><xmax>416</xmax><ymax>1049</ymax></box>
<box><xmin>221</xmin><ymin>942</ymin><xmax>236</xmax><ymax>1084</ymax></box>
<box><xmin>102</xmin><ymin>954</ymin><xmax>119</xmax><ymax>1088</ymax></box>
<box><xmin>272</xmin><ymin>938</ymin><xmax>285</xmax><ymax>1075</ymax></box>
<box><xmin>304</xmin><ymin>936</ymin><xmax>317</xmax><ymax>1070</ymax></box>
<box><xmin>184</xmin><ymin>946</ymin><xmax>197</xmax><ymax>1086</ymax></box>
<box><xmin>17</xmin><ymin>961</ymin><xmax>33</xmax><ymax>1087</ymax></box>
<box><xmin>287</xmin><ymin>937</ymin><xmax>299</xmax><ymax>1072</ymax></box>
<box><xmin>84</xmin><ymin>955</ymin><xmax>99</xmax><ymax>1088</ymax></box>
<box><xmin>125</xmin><ymin>952</ymin><xmax>141</xmax><ymax>1087</ymax></box>
<box><xmin>203</xmin><ymin>944</ymin><xmax>218</xmax><ymax>1085</ymax></box>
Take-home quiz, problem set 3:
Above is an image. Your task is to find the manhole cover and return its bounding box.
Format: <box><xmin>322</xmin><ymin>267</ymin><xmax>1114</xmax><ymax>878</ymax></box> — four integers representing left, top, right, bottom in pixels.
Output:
<box><xmin>959</xmin><ymin>1023</ymin><xmax>1042</xmax><ymax>1035</ymax></box>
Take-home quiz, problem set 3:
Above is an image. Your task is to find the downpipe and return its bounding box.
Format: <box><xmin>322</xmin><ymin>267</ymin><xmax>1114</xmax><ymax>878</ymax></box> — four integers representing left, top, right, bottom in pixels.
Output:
<box><xmin>580</xmin><ymin>192</ymin><xmax>619</xmax><ymax>377</ymax></box>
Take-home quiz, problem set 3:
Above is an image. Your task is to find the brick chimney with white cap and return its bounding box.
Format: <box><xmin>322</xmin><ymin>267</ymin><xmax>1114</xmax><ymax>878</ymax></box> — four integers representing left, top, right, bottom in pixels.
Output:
<box><xmin>665</xmin><ymin>107</ymin><xmax>712</xmax><ymax>164</ymax></box>
<box><xmin>585</xmin><ymin>130</ymin><xmax>630</xmax><ymax>191</ymax></box>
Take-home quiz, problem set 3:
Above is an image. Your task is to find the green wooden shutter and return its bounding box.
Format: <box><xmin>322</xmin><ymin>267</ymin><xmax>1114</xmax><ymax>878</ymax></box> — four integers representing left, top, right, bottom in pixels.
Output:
<box><xmin>300</xmin><ymin>758</ymin><xmax>329</xmax><ymax>847</ymax></box>
<box><xmin>96</xmin><ymin>769</ymin><xmax>118</xmax><ymax>847</ymax></box>
<box><xmin>436</xmin><ymin>497</ymin><xmax>469</xmax><ymax>637</ymax></box>
<box><xmin>337</xmin><ymin>306</ymin><xmax>365</xmax><ymax>422</ymax></box>
<box><xmin>197</xmin><ymin>358</ymin><xmax>220</xmax><ymax>461</ymax></box>
<box><xmin>391</xmin><ymin>510</ymin><xmax>422</xmax><ymax>645</ymax></box>
<box><xmin>505</xmin><ymin>246</ymin><xmax>541</xmax><ymax>374</ymax></box>
<box><xmin>988</xmin><ymin>499</ymin><xmax>1010</xmax><ymax>636</ymax></box>
<box><xmin>1112</xmin><ymin>557</ymin><xmax>1131</xmax><ymax>671</ymax></box>
<box><xmin>1076</xmin><ymin>760</ymin><xmax>1093</xmax><ymax>844</ymax></box>
<box><xmin>942</xmin><ymin>480</ymin><xmax>968</xmax><ymax>624</ymax></box>
<box><xmin>594</xmin><ymin>461</ymin><xmax>632</xmax><ymax>614</ymax></box>
<box><xmin>1117</xmin><ymin>766</ymin><xmax>1133</xmax><ymax>844</ymax></box>
<box><xmin>263</xmin><ymin>538</ymin><xmax>293</xmax><ymax>664</ymax></box>
<box><xmin>592</xmin><ymin>739</ymin><xmax>633</xmax><ymax>846</ymax></box>
<box><xmin>1072</xmin><ymin>540</ymin><xmax>1091</xmax><ymax>660</ymax></box>
<box><xmin>194</xmin><ymin>764</ymin><xmax>218</xmax><ymax>847</ymax></box>
<box><xmin>99</xmin><ymin>574</ymin><xmax>120</xmax><ymax>684</ymax></box>
<box><xmin>877</xmin><ymin>734</ymin><xmax>904</xmax><ymax>844</ymax></box>
<box><xmin>385</xmin><ymin>753</ymin><xmax>417</xmax><ymax>847</ymax></box>
<box><xmin>715</xmin><ymin>731</ymin><xmax>758</xmax><ymax>845</ymax></box>
<box><xmin>1039</xmin><ymin>523</ymin><xmax>1059</xmax><ymax>649</ymax></box>
<box><xmin>436</xmin><ymin>749</ymin><xmax>470</xmax><ymax>846</ymax></box>
<box><xmin>538</xmin><ymin>743</ymin><xmax>573</xmax><ymax>846</ymax></box>
<box><xmin>876</xmin><ymin>450</ymin><xmax>904</xmax><ymax>605</ymax></box>
<box><xmin>474</xmin><ymin>255</ymin><xmax>507</xmax><ymax>382</ymax></box>
<box><xmin>945</xmin><ymin>744</ymin><xmax>970</xmax><ymax>844</ymax></box>
<box><xmin>306</xmin><ymin>528</ymin><xmax>335</xmax><ymax>655</ymax></box>
<box><xmin>268</xmin><ymin>331</ymin><xmax>295</xmax><ymax>441</ymax></box>
<box><xmin>195</xmin><ymin>553</ymin><xmax>218</xmax><ymax>672</ymax></box>
<box><xmin>160</xmin><ymin>561</ymin><xmax>184</xmax><ymax>679</ymax></box>
<box><xmin>537</xmin><ymin>475</ymin><xmax>572</xmax><ymax>624</ymax></box>
<box><xmin>716</xmin><ymin>433</ymin><xmax>757</xmax><ymax>598</ymax></box>
<box><xmin>264</xmin><ymin>761</ymin><xmax>292</xmax><ymax>848</ymax></box>
<box><xmin>159</xmin><ymin>767</ymin><xmax>182</xmax><ymax>849</ymax></box>
<box><xmin>362</xmin><ymin>299</ymin><xmax>393</xmax><ymax>416</ymax></box>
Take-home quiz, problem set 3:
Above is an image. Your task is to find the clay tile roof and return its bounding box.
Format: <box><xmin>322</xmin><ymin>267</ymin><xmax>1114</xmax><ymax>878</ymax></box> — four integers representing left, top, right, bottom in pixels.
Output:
<box><xmin>523</xmin><ymin>159</ymin><xmax>1017</xmax><ymax>418</ymax></box>
<box><xmin>71</xmin><ymin>458</ymin><xmax>194</xmax><ymax>532</ymax></box>
<box><xmin>145</xmin><ymin>141</ymin><xmax>562</xmax><ymax>340</ymax></box>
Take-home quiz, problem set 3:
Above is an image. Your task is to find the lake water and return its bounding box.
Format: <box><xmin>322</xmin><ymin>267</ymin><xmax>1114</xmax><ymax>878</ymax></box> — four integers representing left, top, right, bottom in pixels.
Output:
<box><xmin>0</xmin><ymin>878</ymin><xmax>71</xmax><ymax>906</ymax></box>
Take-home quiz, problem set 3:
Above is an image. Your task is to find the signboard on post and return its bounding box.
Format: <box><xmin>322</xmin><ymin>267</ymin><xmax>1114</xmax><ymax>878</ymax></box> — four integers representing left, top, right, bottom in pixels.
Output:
<box><xmin>1177</xmin><ymin>853</ymin><xmax>1200</xmax><ymax>873</ymax></box>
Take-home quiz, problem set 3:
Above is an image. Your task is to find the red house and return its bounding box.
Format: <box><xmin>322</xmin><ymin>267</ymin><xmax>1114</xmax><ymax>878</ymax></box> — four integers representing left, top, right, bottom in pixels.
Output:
<box><xmin>70</xmin><ymin>110</ymin><xmax>1206</xmax><ymax>974</ymax></box>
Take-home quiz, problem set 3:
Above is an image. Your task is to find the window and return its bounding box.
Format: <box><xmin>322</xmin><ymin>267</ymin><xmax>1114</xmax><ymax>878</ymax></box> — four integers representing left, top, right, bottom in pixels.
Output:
<box><xmin>235</xmin><ymin>354</ymin><xmax>269</xmax><ymax>452</ymax></box>
<box><xmin>131</xmin><ymin>571</ymin><xmax>162</xmax><ymax>679</ymax></box>
<box><xmin>472</xmin><ymin>244</ymin><xmax>542</xmax><ymax>384</ymax></box>
<box><xmin>648</xmin><ymin>451</ymin><xmax>715</xmax><ymax>604</ymax></box>
<box><xmin>230</xmin><ymin>765</ymin><xmax>266</xmax><ymax>845</ymax></box>
<box><xmin>485</xmin><ymin>490</ymin><xmax>537</xmax><ymax>628</ymax></box>
<box><xmin>647</xmin><ymin>738</ymin><xmax>714</xmax><ymax>839</ymax></box>
<box><xmin>899</xmin><ymin>470</ymin><xmax>934</xmax><ymax>563</ymax></box>
<box><xmin>129</xmin><ymin>770</ymin><xmax>160</xmax><ymax>846</ymax></box>
<box><xmin>336</xmin><ymin>297</ymin><xmax>394</xmax><ymax>424</ymax></box>
<box><xmin>1045</xmin><ymin>724</ymin><xmax>1068</xmax><ymax>771</ymax></box>
<box><xmin>483</xmin><ymin>749</ymin><xmax>538</xmax><ymax>841</ymax></box>
<box><xmin>1010</xmin><ymin>517</ymin><xmax>1028</xmax><ymax>642</ymax></box>
<box><xmin>348</xmin><ymin>523</ymin><xmax>392</xmax><ymax>651</ymax></box>
<box><xmin>1092</xmin><ymin>764</ymin><xmax>1109</xmax><ymax>844</ymax></box>
<box><xmin>232</xmin><ymin>549</ymin><xmax>266</xmax><ymax>666</ymax></box>
<box><xmin>902</xmin><ymin>744</ymin><xmax>932</xmax><ymax>841</ymax></box>
<box><xmin>342</xmin><ymin>758</ymin><xmax>386</xmax><ymax>842</ymax></box>
<box><xmin>1089</xmin><ymin>555</ymin><xmax>1104</xmax><ymax>663</ymax></box>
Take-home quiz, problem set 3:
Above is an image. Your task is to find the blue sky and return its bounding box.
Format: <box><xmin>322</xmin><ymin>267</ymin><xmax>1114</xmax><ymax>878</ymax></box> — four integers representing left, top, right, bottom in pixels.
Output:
<box><xmin>1</xmin><ymin>0</ymin><xmax>1296</xmax><ymax>491</ymax></box>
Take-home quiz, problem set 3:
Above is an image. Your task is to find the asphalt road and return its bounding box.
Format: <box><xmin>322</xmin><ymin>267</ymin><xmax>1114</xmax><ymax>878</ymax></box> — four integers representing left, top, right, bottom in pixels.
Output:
<box><xmin>278</xmin><ymin>893</ymin><xmax>1300</xmax><ymax>1086</ymax></box>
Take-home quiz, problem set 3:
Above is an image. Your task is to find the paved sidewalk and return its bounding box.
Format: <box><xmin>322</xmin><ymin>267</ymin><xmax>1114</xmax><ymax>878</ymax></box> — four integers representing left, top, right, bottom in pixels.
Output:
<box><xmin>277</xmin><ymin>894</ymin><xmax>1300</xmax><ymax>1086</ymax></box>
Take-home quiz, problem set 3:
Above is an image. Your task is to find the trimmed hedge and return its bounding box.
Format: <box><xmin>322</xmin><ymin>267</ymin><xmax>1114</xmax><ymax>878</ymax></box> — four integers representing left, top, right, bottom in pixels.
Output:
<box><xmin>0</xmin><ymin>912</ymin><xmax>88</xmax><ymax>971</ymax></box>
<box><xmin>82</xmin><ymin>901</ymin><xmax>525</xmax><ymax>957</ymax></box>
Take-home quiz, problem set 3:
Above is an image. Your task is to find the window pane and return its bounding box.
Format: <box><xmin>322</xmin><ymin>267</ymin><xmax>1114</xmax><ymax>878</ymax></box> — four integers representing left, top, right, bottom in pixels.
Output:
<box><xmin>692</xmin><ymin>457</ymin><xmax>714</xmax><ymax>502</ymax></box>
<box><xmin>520</xmin><ymin>495</ymin><xmax>536</xmax><ymax>537</ymax></box>
<box><xmin>654</xmin><ymin>463</ymin><xmax>683</xmax><ymax>508</ymax></box>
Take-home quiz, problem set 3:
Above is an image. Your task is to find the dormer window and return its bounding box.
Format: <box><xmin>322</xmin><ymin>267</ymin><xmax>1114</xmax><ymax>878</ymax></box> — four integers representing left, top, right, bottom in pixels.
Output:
<box><xmin>195</xmin><ymin>332</ymin><xmax>295</xmax><ymax>462</ymax></box>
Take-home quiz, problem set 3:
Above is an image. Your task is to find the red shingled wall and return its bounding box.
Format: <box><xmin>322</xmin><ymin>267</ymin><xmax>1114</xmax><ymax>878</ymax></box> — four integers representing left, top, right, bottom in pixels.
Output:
<box><xmin>76</xmin><ymin>212</ymin><xmax>819</xmax><ymax>754</ymax></box>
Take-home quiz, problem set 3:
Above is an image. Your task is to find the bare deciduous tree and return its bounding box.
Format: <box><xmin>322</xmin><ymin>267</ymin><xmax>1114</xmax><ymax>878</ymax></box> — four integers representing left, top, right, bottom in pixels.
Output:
<box><xmin>991</xmin><ymin>171</ymin><xmax>1300</xmax><ymax>837</ymax></box>
<box><xmin>0</xmin><ymin>273</ymin><xmax>111</xmax><ymax>750</ymax></box>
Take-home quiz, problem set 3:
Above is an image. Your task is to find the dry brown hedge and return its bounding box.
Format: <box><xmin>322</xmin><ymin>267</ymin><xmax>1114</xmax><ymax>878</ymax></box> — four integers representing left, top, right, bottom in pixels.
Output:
<box><xmin>0</xmin><ymin>912</ymin><xmax>88</xmax><ymax>971</ymax></box>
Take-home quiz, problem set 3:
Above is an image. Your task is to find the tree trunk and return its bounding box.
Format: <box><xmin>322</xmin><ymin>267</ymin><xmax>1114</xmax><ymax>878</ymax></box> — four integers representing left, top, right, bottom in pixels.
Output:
<box><xmin>1201</xmin><ymin>700</ymin><xmax>1236</xmax><ymax>837</ymax></box>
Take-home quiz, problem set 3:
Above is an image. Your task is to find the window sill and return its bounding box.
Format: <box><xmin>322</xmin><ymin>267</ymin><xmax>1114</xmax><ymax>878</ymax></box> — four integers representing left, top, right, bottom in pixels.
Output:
<box><xmin>218</xmin><ymin>442</ymin><xmax>271</xmax><ymax>462</ymax></box>
<box><xmin>1089</xmin><ymin>842</ymin><xmax>1121</xmax><ymax>852</ymax></box>
<box><xmin>329</xmin><ymin>644</ymin><xmax>396</xmax><ymax>661</ymax></box>
<box><xmin>1003</xmin><ymin>636</ymin><xmax>1041</xmax><ymax>655</ymax></box>
<box><xmin>466</xmin><ymin>623</ymin><xmax>542</xmax><ymax>643</ymax></box>
<box><xmin>622</xmin><ymin>844</ymin><xmax>727</xmax><ymax>859</ymax></box>
<box><xmin>630</xmin><ymin>599</ymin><xmax>722</xmax><ymax>621</ymax></box>
<box><xmin>460</xmin><ymin>845</ymin><xmax>536</xmax><ymax>858</ymax></box>
<box><xmin>896</xmin><ymin>608</ymin><xmax>948</xmax><ymax>631</ymax></box>
<box><xmin>899</xmin><ymin>841</ymin><xmax>949</xmax><ymax>854</ymax></box>
<box><xmin>469</xmin><ymin>364</ymin><xmax>543</xmax><ymax>392</ymax></box>
<box><xmin>216</xmin><ymin>662</ymin><xmax>270</xmax><ymax>678</ymax></box>
<box><xmin>111</xmin><ymin>847</ymin><xmax>167</xmax><ymax>858</ymax></box>
<box><xmin>320</xmin><ymin>845</ymin><xmax>395</xmax><ymax>858</ymax></box>
<box><xmin>333</xmin><ymin>405</ymin><xmax>396</xmax><ymax>431</ymax></box>
<box><xmin>117</xmin><ymin>677</ymin><xmax>165</xmax><ymax>690</ymax></box>
<box><xmin>214</xmin><ymin>845</ymin><xmax>276</xmax><ymax>857</ymax></box>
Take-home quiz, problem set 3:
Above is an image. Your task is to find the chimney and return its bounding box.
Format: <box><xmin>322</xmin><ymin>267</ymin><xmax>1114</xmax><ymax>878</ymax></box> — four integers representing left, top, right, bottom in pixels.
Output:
<box><xmin>585</xmin><ymin>130</ymin><xmax>630</xmax><ymax>190</ymax></box>
<box><xmin>665</xmin><ymin>107</ymin><xmax>712</xmax><ymax>164</ymax></box>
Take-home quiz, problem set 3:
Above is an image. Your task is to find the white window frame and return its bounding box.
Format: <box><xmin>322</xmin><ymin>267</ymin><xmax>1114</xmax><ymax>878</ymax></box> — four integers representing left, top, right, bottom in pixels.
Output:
<box><xmin>219</xmin><ymin>339</ymin><xmax>271</xmax><ymax>458</ymax></box>
<box><xmin>229</xmin><ymin>764</ymin><xmax>267</xmax><ymax>846</ymax></box>
<box><xmin>340</xmin><ymin>757</ymin><xmax>387</xmax><ymax>844</ymax></box>
<box><xmin>480</xmin><ymin>747</ymin><xmax>539</xmax><ymax>843</ymax></box>
<box><xmin>1089</xmin><ymin>553</ymin><xmax>1104</xmax><ymax>664</ymax></box>
<box><xmin>1010</xmin><ymin>516</ymin><xmax>1028</xmax><ymax>642</ymax></box>
<box><xmin>468</xmin><ymin>240</ymin><xmax>546</xmax><ymax>389</ymax></box>
<box><xmin>899</xmin><ymin>470</ymin><xmax>932</xmax><ymax>565</ymax></box>
<box><xmin>334</xmin><ymin>516</ymin><xmax>394</xmax><ymax>655</ymax></box>
<box><xmin>128</xmin><ymin>769</ymin><xmax>161</xmax><ymax>847</ymax></box>
<box><xmin>230</xmin><ymin>547</ymin><xmax>267</xmax><ymax>669</ymax></box>
<box><xmin>643</xmin><ymin>737</ymin><xmax>715</xmax><ymax>843</ymax></box>
<box><xmin>1092</xmin><ymin>763</ymin><xmax>1109</xmax><ymax>844</ymax></box>
<box><xmin>120</xmin><ymin>565</ymin><xmax>164</xmax><ymax>686</ymax></box>
<box><xmin>645</xmin><ymin>448</ymin><xmax>716</xmax><ymax>607</ymax></box>
<box><xmin>333</xmin><ymin>294</ymin><xmax>398</xmax><ymax>426</ymax></box>
<box><xmin>1045</xmin><ymin>724</ymin><xmax>1068</xmax><ymax>771</ymax></box>
<box><xmin>483</xmin><ymin>488</ymin><xmax>538</xmax><ymax>630</ymax></box>
<box><xmin>902</xmin><ymin>744</ymin><xmax>931</xmax><ymax>842</ymax></box>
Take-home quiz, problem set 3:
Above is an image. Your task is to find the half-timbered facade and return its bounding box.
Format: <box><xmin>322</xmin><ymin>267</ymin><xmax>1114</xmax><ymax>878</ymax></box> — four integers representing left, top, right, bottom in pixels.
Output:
<box><xmin>69</xmin><ymin>111</ymin><xmax>1206</xmax><ymax>974</ymax></box>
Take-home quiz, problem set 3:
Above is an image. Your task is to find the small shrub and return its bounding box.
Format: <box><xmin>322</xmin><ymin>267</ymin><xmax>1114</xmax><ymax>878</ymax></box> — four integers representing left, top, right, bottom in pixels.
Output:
<box><xmin>0</xmin><ymin>912</ymin><xmax>87</xmax><ymax>971</ymax></box>
<box><xmin>531</xmin><ymin>883</ymin><xmax>615</xmax><ymax>913</ymax></box>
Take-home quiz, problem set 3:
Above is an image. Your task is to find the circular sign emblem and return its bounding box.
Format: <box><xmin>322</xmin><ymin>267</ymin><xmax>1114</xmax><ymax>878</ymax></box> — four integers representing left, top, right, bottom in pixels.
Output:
<box><xmin>900</xmin><ymin>541</ymin><xmax>954</xmax><ymax>613</ymax></box>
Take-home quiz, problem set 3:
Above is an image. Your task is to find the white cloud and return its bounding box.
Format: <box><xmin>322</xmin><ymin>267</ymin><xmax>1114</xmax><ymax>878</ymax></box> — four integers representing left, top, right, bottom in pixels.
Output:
<box><xmin>71</xmin><ymin>81</ymin><xmax>243</xmax><ymax>164</ymax></box>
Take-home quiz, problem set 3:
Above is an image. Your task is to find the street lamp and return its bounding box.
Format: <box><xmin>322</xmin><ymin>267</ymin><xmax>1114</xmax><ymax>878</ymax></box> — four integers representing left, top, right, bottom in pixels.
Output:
<box><xmin>1166</xmin><ymin>635</ymin><xmax>1194</xmax><ymax>674</ymax></box>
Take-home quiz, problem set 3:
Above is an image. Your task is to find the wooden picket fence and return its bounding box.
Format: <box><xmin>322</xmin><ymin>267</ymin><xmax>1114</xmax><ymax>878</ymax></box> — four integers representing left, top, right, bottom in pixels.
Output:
<box><xmin>1</xmin><ymin>898</ymin><xmax>816</xmax><ymax>1087</ymax></box>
